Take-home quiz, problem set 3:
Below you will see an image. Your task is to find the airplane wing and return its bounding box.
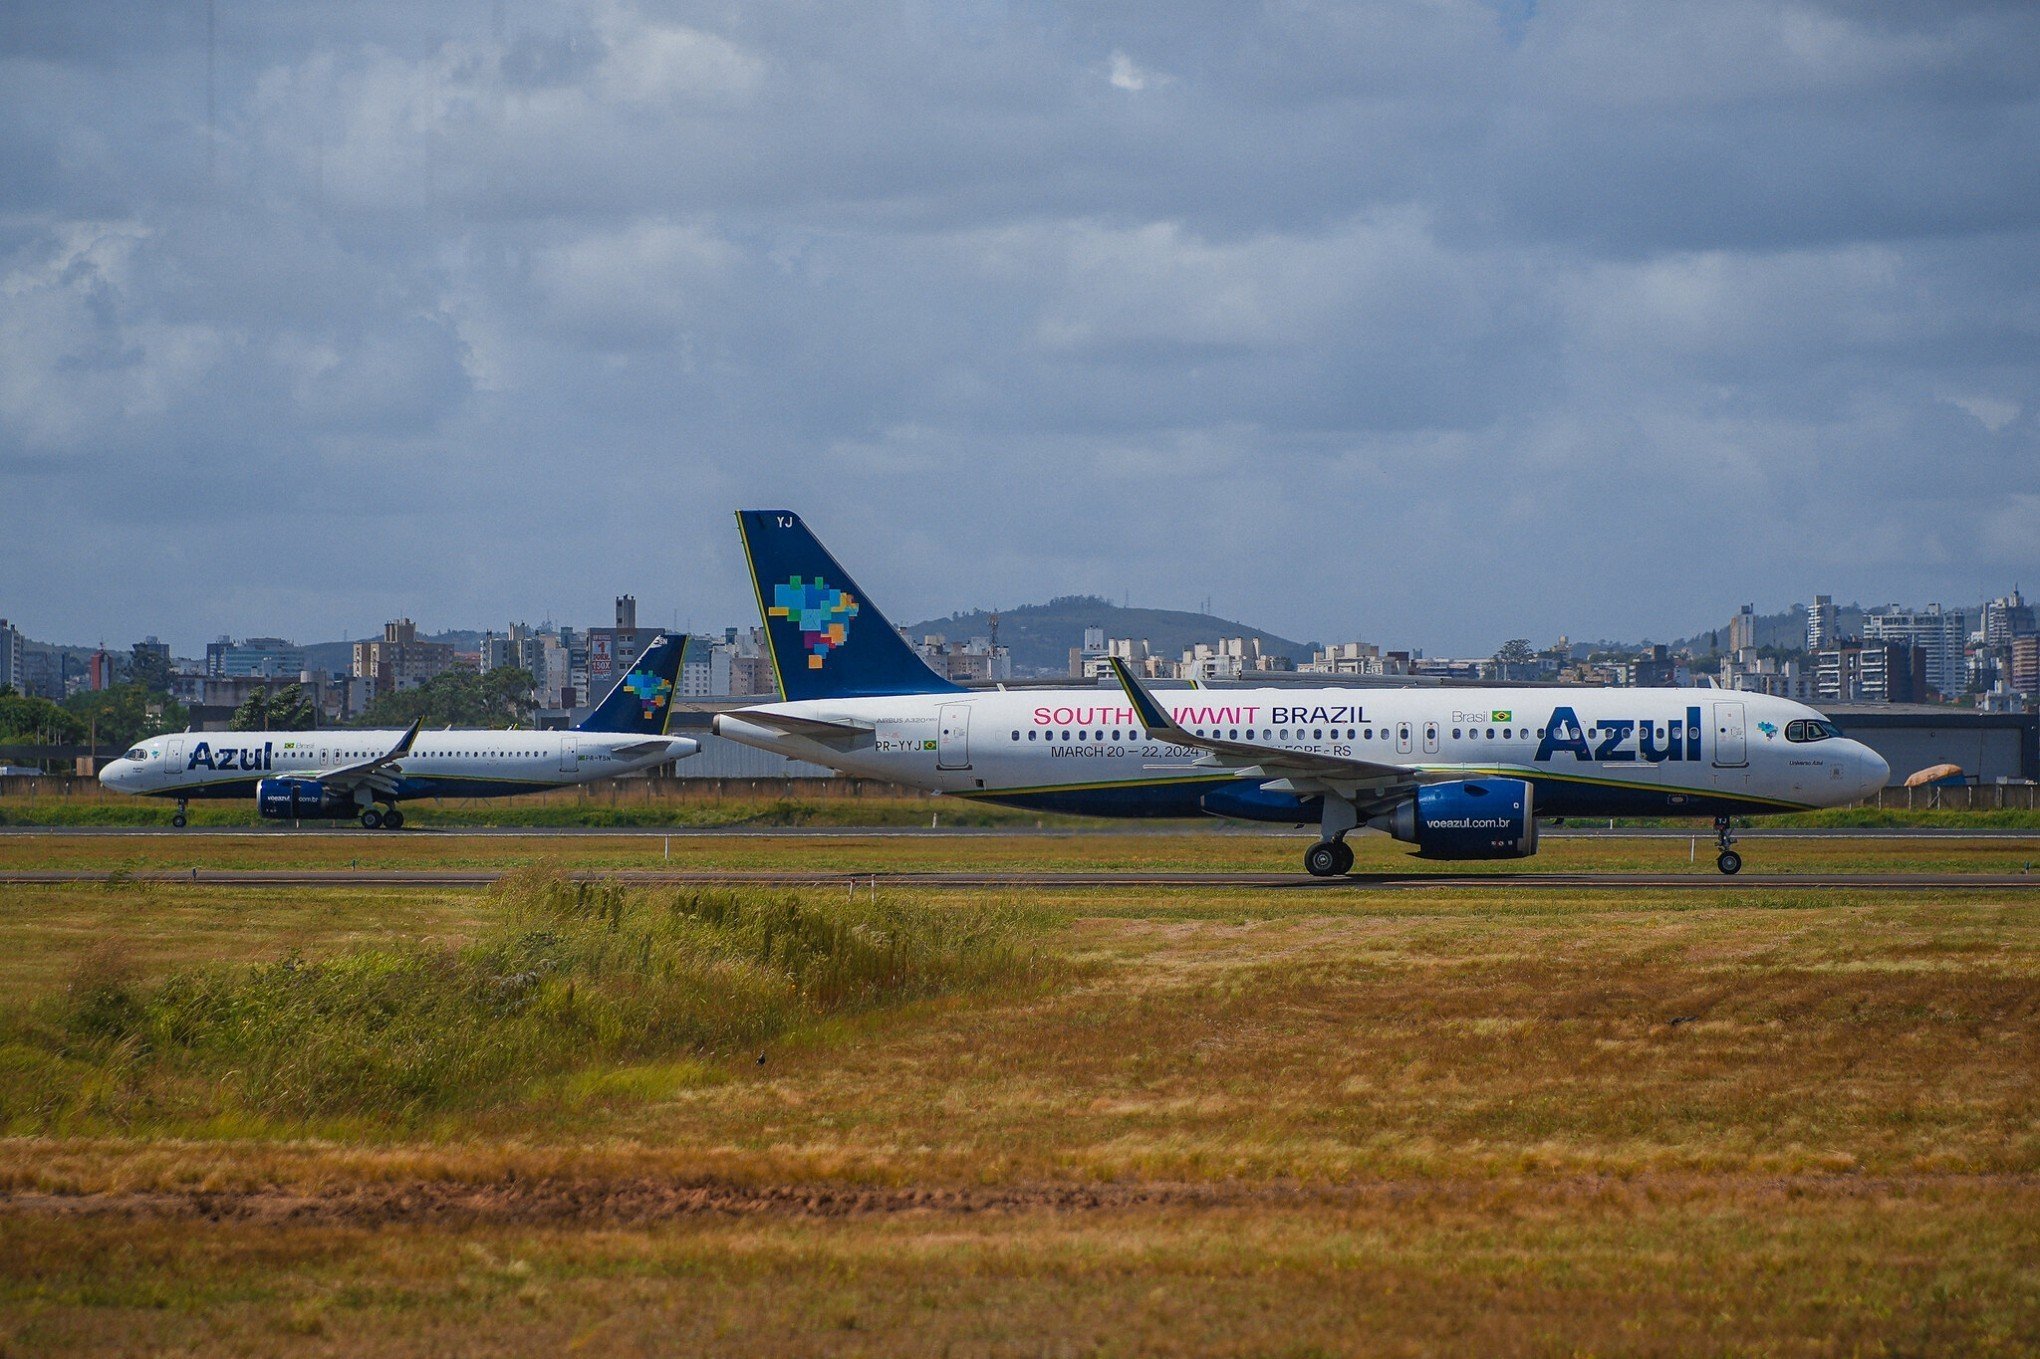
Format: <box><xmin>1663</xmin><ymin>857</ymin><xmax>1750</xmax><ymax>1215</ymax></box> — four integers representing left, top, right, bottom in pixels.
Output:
<box><xmin>307</xmin><ymin>719</ymin><xmax>423</xmax><ymax>796</ymax></box>
<box><xmin>1105</xmin><ymin>657</ymin><xmax>1428</xmax><ymax>805</ymax></box>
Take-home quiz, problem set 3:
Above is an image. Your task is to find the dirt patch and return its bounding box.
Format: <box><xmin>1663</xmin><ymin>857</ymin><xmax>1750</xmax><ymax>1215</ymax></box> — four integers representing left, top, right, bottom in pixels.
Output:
<box><xmin>5</xmin><ymin>1173</ymin><xmax>2030</xmax><ymax>1228</ymax></box>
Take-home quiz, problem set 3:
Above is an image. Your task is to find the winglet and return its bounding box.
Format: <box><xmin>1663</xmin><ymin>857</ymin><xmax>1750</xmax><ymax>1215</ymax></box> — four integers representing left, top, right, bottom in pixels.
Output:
<box><xmin>391</xmin><ymin>719</ymin><xmax>422</xmax><ymax>759</ymax></box>
<box><xmin>1105</xmin><ymin>656</ymin><xmax>1182</xmax><ymax>738</ymax></box>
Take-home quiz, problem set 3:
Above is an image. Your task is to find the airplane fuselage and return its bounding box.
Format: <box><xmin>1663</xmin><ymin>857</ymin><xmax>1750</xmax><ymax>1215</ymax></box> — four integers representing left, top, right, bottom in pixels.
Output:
<box><xmin>716</xmin><ymin>686</ymin><xmax>1888</xmax><ymax>821</ymax></box>
<box><xmin>100</xmin><ymin>728</ymin><xmax>693</xmax><ymax>802</ymax></box>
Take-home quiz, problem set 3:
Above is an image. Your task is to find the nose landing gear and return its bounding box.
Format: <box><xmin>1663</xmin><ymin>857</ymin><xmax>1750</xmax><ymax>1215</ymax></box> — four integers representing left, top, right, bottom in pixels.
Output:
<box><xmin>171</xmin><ymin>797</ymin><xmax>188</xmax><ymax>829</ymax></box>
<box><xmin>1713</xmin><ymin>816</ymin><xmax>1742</xmax><ymax>875</ymax></box>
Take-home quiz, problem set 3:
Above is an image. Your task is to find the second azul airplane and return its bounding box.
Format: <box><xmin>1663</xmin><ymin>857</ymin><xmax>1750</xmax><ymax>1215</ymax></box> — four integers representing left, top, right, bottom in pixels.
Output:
<box><xmin>716</xmin><ymin>512</ymin><xmax>1888</xmax><ymax>876</ymax></box>
<box><xmin>99</xmin><ymin>635</ymin><xmax>697</xmax><ymax>829</ymax></box>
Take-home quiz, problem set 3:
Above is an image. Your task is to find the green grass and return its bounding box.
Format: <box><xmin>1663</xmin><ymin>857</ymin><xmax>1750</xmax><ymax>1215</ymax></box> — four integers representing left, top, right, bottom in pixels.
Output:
<box><xmin>0</xmin><ymin>871</ymin><xmax>1040</xmax><ymax>1134</ymax></box>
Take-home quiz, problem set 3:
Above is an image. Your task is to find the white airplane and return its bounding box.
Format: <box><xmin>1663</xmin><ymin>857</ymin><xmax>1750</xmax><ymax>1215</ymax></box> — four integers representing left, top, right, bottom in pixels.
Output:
<box><xmin>716</xmin><ymin>512</ymin><xmax>1889</xmax><ymax>876</ymax></box>
<box><xmin>99</xmin><ymin>635</ymin><xmax>698</xmax><ymax>829</ymax></box>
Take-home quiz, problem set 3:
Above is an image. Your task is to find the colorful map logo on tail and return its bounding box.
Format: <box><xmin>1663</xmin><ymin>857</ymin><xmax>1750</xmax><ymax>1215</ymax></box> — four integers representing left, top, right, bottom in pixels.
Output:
<box><xmin>622</xmin><ymin>667</ymin><xmax>673</xmax><ymax>720</ymax></box>
<box><xmin>771</xmin><ymin>576</ymin><xmax>860</xmax><ymax>669</ymax></box>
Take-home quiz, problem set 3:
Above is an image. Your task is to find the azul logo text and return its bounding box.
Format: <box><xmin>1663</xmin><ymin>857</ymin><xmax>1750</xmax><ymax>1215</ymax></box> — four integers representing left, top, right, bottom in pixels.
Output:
<box><xmin>1534</xmin><ymin>707</ymin><xmax>1705</xmax><ymax>763</ymax></box>
<box><xmin>187</xmin><ymin>741</ymin><xmax>273</xmax><ymax>772</ymax></box>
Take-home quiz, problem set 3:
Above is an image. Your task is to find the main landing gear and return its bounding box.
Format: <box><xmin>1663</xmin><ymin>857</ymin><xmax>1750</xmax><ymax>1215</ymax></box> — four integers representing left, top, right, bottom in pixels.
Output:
<box><xmin>1304</xmin><ymin>795</ymin><xmax>1361</xmax><ymax>878</ymax></box>
<box><xmin>1713</xmin><ymin>816</ymin><xmax>1742</xmax><ymax>876</ymax></box>
<box><xmin>1305</xmin><ymin>840</ymin><xmax>1355</xmax><ymax>878</ymax></box>
<box><xmin>359</xmin><ymin>806</ymin><xmax>404</xmax><ymax>831</ymax></box>
<box><xmin>171</xmin><ymin>797</ymin><xmax>188</xmax><ymax>829</ymax></box>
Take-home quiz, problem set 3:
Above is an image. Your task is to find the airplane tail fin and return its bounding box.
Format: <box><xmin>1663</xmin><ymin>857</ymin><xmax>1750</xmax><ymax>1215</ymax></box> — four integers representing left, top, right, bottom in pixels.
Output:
<box><xmin>735</xmin><ymin>510</ymin><xmax>965</xmax><ymax>701</ymax></box>
<box><xmin>575</xmin><ymin>634</ymin><xmax>686</xmax><ymax>734</ymax></box>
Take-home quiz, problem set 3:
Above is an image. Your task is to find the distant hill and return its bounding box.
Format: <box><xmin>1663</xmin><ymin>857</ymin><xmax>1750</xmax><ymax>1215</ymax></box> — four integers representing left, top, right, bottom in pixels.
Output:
<box><xmin>902</xmin><ymin>596</ymin><xmax>1314</xmax><ymax>676</ymax></box>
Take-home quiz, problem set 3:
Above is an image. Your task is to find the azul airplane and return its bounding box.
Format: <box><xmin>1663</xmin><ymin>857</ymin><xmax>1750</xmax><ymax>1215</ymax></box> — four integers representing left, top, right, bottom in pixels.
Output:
<box><xmin>99</xmin><ymin>635</ymin><xmax>697</xmax><ymax>829</ymax></box>
<box><xmin>716</xmin><ymin>512</ymin><xmax>1889</xmax><ymax>876</ymax></box>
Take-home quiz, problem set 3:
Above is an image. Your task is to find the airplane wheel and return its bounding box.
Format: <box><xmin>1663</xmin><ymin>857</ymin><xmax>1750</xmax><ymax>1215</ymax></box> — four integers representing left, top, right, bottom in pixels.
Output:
<box><xmin>1717</xmin><ymin>850</ymin><xmax>1742</xmax><ymax>876</ymax></box>
<box><xmin>382</xmin><ymin>808</ymin><xmax>404</xmax><ymax>830</ymax></box>
<box><xmin>359</xmin><ymin>809</ymin><xmax>383</xmax><ymax>830</ymax></box>
<box><xmin>171</xmin><ymin>813</ymin><xmax>187</xmax><ymax>828</ymax></box>
<box><xmin>1305</xmin><ymin>841</ymin><xmax>1347</xmax><ymax>878</ymax></box>
<box><xmin>1331</xmin><ymin>841</ymin><xmax>1355</xmax><ymax>875</ymax></box>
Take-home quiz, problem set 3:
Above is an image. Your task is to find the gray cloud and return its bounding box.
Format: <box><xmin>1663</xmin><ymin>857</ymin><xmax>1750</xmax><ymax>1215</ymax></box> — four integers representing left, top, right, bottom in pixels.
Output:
<box><xmin>2</xmin><ymin>0</ymin><xmax>2035</xmax><ymax>654</ymax></box>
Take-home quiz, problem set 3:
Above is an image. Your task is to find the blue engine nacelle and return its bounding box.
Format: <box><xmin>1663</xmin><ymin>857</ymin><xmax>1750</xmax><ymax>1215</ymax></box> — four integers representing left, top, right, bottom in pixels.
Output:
<box><xmin>256</xmin><ymin>777</ymin><xmax>351</xmax><ymax>821</ymax></box>
<box><xmin>1381</xmin><ymin>778</ymin><xmax>1538</xmax><ymax>859</ymax></box>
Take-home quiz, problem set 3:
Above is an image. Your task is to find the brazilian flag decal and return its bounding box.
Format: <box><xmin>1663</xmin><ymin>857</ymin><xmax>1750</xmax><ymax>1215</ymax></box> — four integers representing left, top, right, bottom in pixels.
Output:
<box><xmin>1492</xmin><ymin>709</ymin><xmax>1513</xmax><ymax>722</ymax></box>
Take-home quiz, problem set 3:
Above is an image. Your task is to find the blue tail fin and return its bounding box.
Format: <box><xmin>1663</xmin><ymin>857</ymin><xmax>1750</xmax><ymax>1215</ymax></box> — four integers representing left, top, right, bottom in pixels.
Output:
<box><xmin>735</xmin><ymin>510</ymin><xmax>965</xmax><ymax>701</ymax></box>
<box><xmin>575</xmin><ymin>634</ymin><xmax>686</xmax><ymax>733</ymax></box>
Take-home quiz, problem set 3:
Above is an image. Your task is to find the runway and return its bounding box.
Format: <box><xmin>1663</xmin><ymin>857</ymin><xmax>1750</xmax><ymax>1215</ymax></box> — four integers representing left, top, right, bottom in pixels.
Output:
<box><xmin>4</xmin><ymin>868</ymin><xmax>2034</xmax><ymax>891</ymax></box>
<box><xmin>5</xmin><ymin>825</ymin><xmax>2039</xmax><ymax>841</ymax></box>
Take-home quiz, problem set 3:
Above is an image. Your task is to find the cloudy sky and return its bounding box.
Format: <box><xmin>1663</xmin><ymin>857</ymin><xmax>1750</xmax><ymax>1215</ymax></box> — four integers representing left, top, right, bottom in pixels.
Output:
<box><xmin>4</xmin><ymin>1</ymin><xmax>2036</xmax><ymax>656</ymax></box>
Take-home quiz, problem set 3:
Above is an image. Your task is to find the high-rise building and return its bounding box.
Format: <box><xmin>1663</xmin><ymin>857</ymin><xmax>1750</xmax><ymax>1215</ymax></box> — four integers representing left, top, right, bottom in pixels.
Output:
<box><xmin>1814</xmin><ymin>642</ymin><xmax>1927</xmax><ymax>705</ymax></box>
<box><xmin>581</xmin><ymin>597</ymin><xmax>648</xmax><ymax>699</ymax></box>
<box><xmin>1728</xmin><ymin>604</ymin><xmax>1756</xmax><ymax>654</ymax></box>
<box><xmin>1983</xmin><ymin>589</ymin><xmax>2036</xmax><ymax>648</ymax></box>
<box><xmin>680</xmin><ymin>637</ymin><xmax>735</xmax><ymax>697</ymax></box>
<box><xmin>1805</xmin><ymin>595</ymin><xmax>1837</xmax><ymax>652</ymax></box>
<box><xmin>352</xmin><ymin>619</ymin><xmax>455</xmax><ymax>701</ymax></box>
<box><xmin>86</xmin><ymin>647</ymin><xmax>118</xmax><ymax>691</ymax></box>
<box><xmin>0</xmin><ymin>618</ymin><xmax>21</xmax><ymax>694</ymax></box>
<box><xmin>2012</xmin><ymin>636</ymin><xmax>2039</xmax><ymax>698</ymax></box>
<box><xmin>209</xmin><ymin>636</ymin><xmax>305</xmax><ymax>678</ymax></box>
<box><xmin>1864</xmin><ymin>604</ymin><xmax>1967</xmax><ymax>698</ymax></box>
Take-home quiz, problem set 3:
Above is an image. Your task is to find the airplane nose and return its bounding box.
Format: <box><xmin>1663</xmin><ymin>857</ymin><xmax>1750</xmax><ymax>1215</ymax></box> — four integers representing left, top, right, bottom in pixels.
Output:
<box><xmin>1857</xmin><ymin>744</ymin><xmax>1889</xmax><ymax>798</ymax></box>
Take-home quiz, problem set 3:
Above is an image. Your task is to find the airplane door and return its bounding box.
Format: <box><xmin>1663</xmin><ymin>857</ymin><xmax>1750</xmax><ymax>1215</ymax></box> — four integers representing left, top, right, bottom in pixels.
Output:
<box><xmin>1711</xmin><ymin>702</ymin><xmax>1747</xmax><ymax>768</ymax></box>
<box><xmin>1423</xmin><ymin>721</ymin><xmax>1439</xmax><ymax>755</ymax></box>
<box><xmin>160</xmin><ymin>737</ymin><xmax>184</xmax><ymax>786</ymax></box>
<box><xmin>558</xmin><ymin>735</ymin><xmax>579</xmax><ymax>774</ymax></box>
<box><xmin>1396</xmin><ymin>722</ymin><xmax>1413</xmax><ymax>755</ymax></box>
<box><xmin>937</xmin><ymin>703</ymin><xmax>971</xmax><ymax>770</ymax></box>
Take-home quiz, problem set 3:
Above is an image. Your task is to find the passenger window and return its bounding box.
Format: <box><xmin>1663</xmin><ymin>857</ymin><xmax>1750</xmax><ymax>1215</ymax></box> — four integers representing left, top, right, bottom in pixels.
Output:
<box><xmin>1011</xmin><ymin>731</ymin><xmax>1020</xmax><ymax>741</ymax></box>
<box><xmin>1486</xmin><ymin>729</ymin><xmax>1495</xmax><ymax>739</ymax></box>
<box><xmin>1451</xmin><ymin>728</ymin><xmax>1461</xmax><ymax>740</ymax></box>
<box><xmin>1028</xmin><ymin>730</ymin><xmax>1037</xmax><ymax>741</ymax></box>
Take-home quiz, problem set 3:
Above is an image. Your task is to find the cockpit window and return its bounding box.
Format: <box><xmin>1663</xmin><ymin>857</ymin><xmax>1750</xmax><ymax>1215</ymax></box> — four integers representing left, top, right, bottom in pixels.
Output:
<box><xmin>1785</xmin><ymin>719</ymin><xmax>1842</xmax><ymax>743</ymax></box>
<box><xmin>123</xmin><ymin>747</ymin><xmax>148</xmax><ymax>761</ymax></box>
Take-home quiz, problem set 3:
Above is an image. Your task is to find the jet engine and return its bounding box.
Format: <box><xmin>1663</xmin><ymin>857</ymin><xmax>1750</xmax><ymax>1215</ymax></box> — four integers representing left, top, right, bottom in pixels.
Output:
<box><xmin>1378</xmin><ymin>778</ymin><xmax>1538</xmax><ymax>859</ymax></box>
<box><xmin>256</xmin><ymin>777</ymin><xmax>351</xmax><ymax>821</ymax></box>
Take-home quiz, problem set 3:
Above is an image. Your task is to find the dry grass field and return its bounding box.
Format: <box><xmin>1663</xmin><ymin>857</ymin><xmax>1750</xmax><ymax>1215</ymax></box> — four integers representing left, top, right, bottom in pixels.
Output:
<box><xmin>0</xmin><ymin>834</ymin><xmax>2035</xmax><ymax>1355</ymax></box>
